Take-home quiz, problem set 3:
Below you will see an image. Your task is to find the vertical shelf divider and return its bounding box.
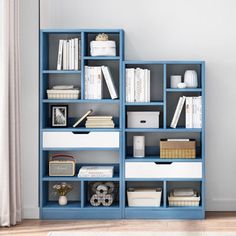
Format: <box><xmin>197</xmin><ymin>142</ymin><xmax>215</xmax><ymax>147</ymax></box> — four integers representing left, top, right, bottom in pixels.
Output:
<box><xmin>163</xmin><ymin>64</ymin><xmax>167</xmax><ymax>129</ymax></box>
<box><xmin>80</xmin><ymin>32</ymin><xmax>85</xmax><ymax>99</ymax></box>
<box><xmin>163</xmin><ymin>181</ymin><xmax>167</xmax><ymax>208</ymax></box>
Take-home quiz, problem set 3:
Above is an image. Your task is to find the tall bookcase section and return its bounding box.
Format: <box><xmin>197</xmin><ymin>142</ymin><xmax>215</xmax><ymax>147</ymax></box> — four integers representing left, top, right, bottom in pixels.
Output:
<box><xmin>40</xmin><ymin>29</ymin><xmax>124</xmax><ymax>219</ymax></box>
<box><xmin>123</xmin><ymin>61</ymin><xmax>205</xmax><ymax>219</ymax></box>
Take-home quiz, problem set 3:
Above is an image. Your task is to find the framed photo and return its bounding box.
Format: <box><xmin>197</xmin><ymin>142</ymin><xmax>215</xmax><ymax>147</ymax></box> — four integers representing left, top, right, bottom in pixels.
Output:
<box><xmin>51</xmin><ymin>105</ymin><xmax>68</xmax><ymax>127</ymax></box>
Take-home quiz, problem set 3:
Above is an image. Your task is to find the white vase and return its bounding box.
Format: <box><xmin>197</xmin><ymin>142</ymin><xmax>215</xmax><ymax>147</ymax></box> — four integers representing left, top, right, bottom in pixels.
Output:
<box><xmin>170</xmin><ymin>75</ymin><xmax>182</xmax><ymax>88</ymax></box>
<box><xmin>184</xmin><ymin>70</ymin><xmax>198</xmax><ymax>88</ymax></box>
<box><xmin>59</xmin><ymin>196</ymin><xmax>68</xmax><ymax>206</ymax></box>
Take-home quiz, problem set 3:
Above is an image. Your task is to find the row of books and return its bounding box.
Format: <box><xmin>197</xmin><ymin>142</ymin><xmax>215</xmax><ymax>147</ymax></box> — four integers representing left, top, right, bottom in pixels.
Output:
<box><xmin>78</xmin><ymin>166</ymin><xmax>114</xmax><ymax>178</ymax></box>
<box><xmin>170</xmin><ymin>96</ymin><xmax>202</xmax><ymax>128</ymax></box>
<box><xmin>85</xmin><ymin>116</ymin><xmax>115</xmax><ymax>128</ymax></box>
<box><xmin>57</xmin><ymin>38</ymin><xmax>81</xmax><ymax>70</ymax></box>
<box><xmin>85</xmin><ymin>66</ymin><xmax>118</xmax><ymax>99</ymax></box>
<box><xmin>126</xmin><ymin>68</ymin><xmax>150</xmax><ymax>102</ymax></box>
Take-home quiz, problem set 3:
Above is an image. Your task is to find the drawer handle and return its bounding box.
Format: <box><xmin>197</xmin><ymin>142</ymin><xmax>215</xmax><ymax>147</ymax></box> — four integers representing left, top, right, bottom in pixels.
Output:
<box><xmin>72</xmin><ymin>132</ymin><xmax>90</xmax><ymax>134</ymax></box>
<box><xmin>140</xmin><ymin>120</ymin><xmax>146</xmax><ymax>123</ymax></box>
<box><xmin>154</xmin><ymin>162</ymin><xmax>172</xmax><ymax>165</ymax></box>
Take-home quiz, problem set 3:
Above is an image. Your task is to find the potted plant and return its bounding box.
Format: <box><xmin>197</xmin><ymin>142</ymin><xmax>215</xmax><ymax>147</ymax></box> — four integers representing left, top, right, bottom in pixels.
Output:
<box><xmin>53</xmin><ymin>182</ymin><xmax>73</xmax><ymax>206</ymax></box>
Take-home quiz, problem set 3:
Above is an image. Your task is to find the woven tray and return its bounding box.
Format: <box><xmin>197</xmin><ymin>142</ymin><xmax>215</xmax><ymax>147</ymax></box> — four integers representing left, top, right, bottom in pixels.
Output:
<box><xmin>160</xmin><ymin>140</ymin><xmax>196</xmax><ymax>158</ymax></box>
<box><xmin>47</xmin><ymin>89</ymin><xmax>80</xmax><ymax>99</ymax></box>
<box><xmin>168</xmin><ymin>191</ymin><xmax>200</xmax><ymax>207</ymax></box>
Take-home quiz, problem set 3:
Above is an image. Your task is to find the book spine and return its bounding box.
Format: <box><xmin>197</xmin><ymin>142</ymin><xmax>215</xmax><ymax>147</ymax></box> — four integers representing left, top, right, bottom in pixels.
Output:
<box><xmin>74</xmin><ymin>38</ymin><xmax>78</xmax><ymax>70</ymax></box>
<box><xmin>147</xmin><ymin>70</ymin><xmax>151</xmax><ymax>102</ymax></box>
<box><xmin>71</xmin><ymin>39</ymin><xmax>75</xmax><ymax>70</ymax></box>
<box><xmin>193</xmin><ymin>97</ymin><xmax>197</xmax><ymax>128</ymax></box>
<box><xmin>185</xmin><ymin>97</ymin><xmax>193</xmax><ymax>128</ymax></box>
<box><xmin>170</xmin><ymin>96</ymin><xmax>186</xmax><ymax>128</ymax></box>
<box><xmin>135</xmin><ymin>68</ymin><xmax>141</xmax><ymax>102</ymax></box>
<box><xmin>126</xmin><ymin>69</ymin><xmax>131</xmax><ymax>102</ymax></box>
<box><xmin>57</xmin><ymin>40</ymin><xmax>63</xmax><ymax>70</ymax></box>
<box><xmin>63</xmin><ymin>40</ymin><xmax>67</xmax><ymax>70</ymax></box>
<box><xmin>140</xmin><ymin>69</ymin><xmax>145</xmax><ymax>102</ymax></box>
<box><xmin>85</xmin><ymin>66</ymin><xmax>89</xmax><ymax>99</ymax></box>
<box><xmin>66</xmin><ymin>41</ymin><xmax>70</xmax><ymax>70</ymax></box>
<box><xmin>102</xmin><ymin>66</ymin><xmax>118</xmax><ymax>99</ymax></box>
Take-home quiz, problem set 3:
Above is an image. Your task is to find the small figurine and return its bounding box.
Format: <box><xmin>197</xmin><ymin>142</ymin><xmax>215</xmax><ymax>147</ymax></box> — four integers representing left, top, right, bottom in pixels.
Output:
<box><xmin>95</xmin><ymin>33</ymin><xmax>109</xmax><ymax>41</ymax></box>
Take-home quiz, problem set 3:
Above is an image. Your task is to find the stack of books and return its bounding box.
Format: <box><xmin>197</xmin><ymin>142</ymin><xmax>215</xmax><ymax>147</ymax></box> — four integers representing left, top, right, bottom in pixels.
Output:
<box><xmin>78</xmin><ymin>166</ymin><xmax>114</xmax><ymax>178</ymax></box>
<box><xmin>85</xmin><ymin>66</ymin><xmax>118</xmax><ymax>99</ymax></box>
<box><xmin>85</xmin><ymin>116</ymin><xmax>115</xmax><ymax>128</ymax></box>
<box><xmin>57</xmin><ymin>38</ymin><xmax>81</xmax><ymax>70</ymax></box>
<box><xmin>170</xmin><ymin>96</ymin><xmax>202</xmax><ymax>128</ymax></box>
<box><xmin>126</xmin><ymin>68</ymin><xmax>150</xmax><ymax>102</ymax></box>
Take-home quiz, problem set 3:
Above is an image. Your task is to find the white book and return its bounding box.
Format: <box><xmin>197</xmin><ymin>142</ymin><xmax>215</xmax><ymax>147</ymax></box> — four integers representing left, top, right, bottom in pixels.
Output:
<box><xmin>63</xmin><ymin>40</ymin><xmax>67</xmax><ymax>70</ymax></box>
<box><xmin>85</xmin><ymin>66</ymin><xmax>89</xmax><ymax>98</ymax></box>
<box><xmin>66</xmin><ymin>41</ymin><xmax>70</xmax><ymax>70</ymax></box>
<box><xmin>193</xmin><ymin>97</ymin><xmax>197</xmax><ymax>128</ymax></box>
<box><xmin>101</xmin><ymin>66</ymin><xmax>118</xmax><ymax>99</ymax></box>
<box><xmin>170</xmin><ymin>96</ymin><xmax>186</xmax><ymax>128</ymax></box>
<box><xmin>147</xmin><ymin>70</ymin><xmax>151</xmax><ymax>102</ymax></box>
<box><xmin>95</xmin><ymin>67</ymin><xmax>103</xmax><ymax>99</ymax></box>
<box><xmin>73</xmin><ymin>109</ymin><xmax>93</xmax><ymax>127</ymax></box>
<box><xmin>144</xmin><ymin>69</ymin><xmax>150</xmax><ymax>102</ymax></box>
<box><xmin>134</xmin><ymin>68</ymin><xmax>142</xmax><ymax>102</ymax></box>
<box><xmin>74</xmin><ymin>38</ymin><xmax>79</xmax><ymax>70</ymax></box>
<box><xmin>56</xmin><ymin>40</ymin><xmax>63</xmax><ymax>70</ymax></box>
<box><xmin>139</xmin><ymin>69</ymin><xmax>145</xmax><ymax>102</ymax></box>
<box><xmin>126</xmin><ymin>69</ymin><xmax>135</xmax><ymax>102</ymax></box>
<box><xmin>194</xmin><ymin>96</ymin><xmax>202</xmax><ymax>128</ymax></box>
<box><xmin>71</xmin><ymin>39</ymin><xmax>75</xmax><ymax>70</ymax></box>
<box><xmin>185</xmin><ymin>97</ymin><xmax>193</xmax><ymax>128</ymax></box>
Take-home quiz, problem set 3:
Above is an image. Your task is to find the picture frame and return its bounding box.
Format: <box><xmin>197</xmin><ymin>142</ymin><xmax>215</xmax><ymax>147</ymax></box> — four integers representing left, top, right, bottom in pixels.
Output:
<box><xmin>51</xmin><ymin>105</ymin><xmax>68</xmax><ymax>127</ymax></box>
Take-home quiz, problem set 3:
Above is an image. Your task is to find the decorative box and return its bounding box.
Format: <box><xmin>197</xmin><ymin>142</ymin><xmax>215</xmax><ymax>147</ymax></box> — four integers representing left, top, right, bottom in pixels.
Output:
<box><xmin>127</xmin><ymin>188</ymin><xmax>162</xmax><ymax>207</ymax></box>
<box><xmin>127</xmin><ymin>111</ymin><xmax>160</xmax><ymax>128</ymax></box>
<box><xmin>49</xmin><ymin>154</ymin><xmax>75</xmax><ymax>176</ymax></box>
<box><xmin>160</xmin><ymin>139</ymin><xmax>196</xmax><ymax>158</ymax></box>
<box><xmin>168</xmin><ymin>191</ymin><xmax>200</xmax><ymax>207</ymax></box>
<box><xmin>90</xmin><ymin>40</ymin><xmax>116</xmax><ymax>56</ymax></box>
<box><xmin>47</xmin><ymin>89</ymin><xmax>80</xmax><ymax>99</ymax></box>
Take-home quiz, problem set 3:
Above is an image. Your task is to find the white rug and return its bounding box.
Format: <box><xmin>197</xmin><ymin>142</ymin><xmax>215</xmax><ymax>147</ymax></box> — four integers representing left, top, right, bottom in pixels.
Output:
<box><xmin>48</xmin><ymin>232</ymin><xmax>236</xmax><ymax>236</ymax></box>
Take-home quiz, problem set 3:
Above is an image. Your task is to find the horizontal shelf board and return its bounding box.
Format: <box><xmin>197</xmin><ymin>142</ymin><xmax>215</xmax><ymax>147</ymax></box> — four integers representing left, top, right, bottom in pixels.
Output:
<box><xmin>42</xmin><ymin>128</ymin><xmax>121</xmax><ymax>132</ymax></box>
<box><xmin>125</xmin><ymin>206</ymin><xmax>202</xmax><ymax>211</ymax></box>
<box><xmin>42</xmin><ymin>70</ymin><xmax>81</xmax><ymax>74</ymax></box>
<box><xmin>42</xmin><ymin>173</ymin><xmax>120</xmax><ymax>181</ymax></box>
<box><xmin>125</xmin><ymin>102</ymin><xmax>164</xmax><ymax>106</ymax></box>
<box><xmin>166</xmin><ymin>88</ymin><xmax>202</xmax><ymax>92</ymax></box>
<box><xmin>42</xmin><ymin>147</ymin><xmax>120</xmax><ymax>151</ymax></box>
<box><xmin>41</xmin><ymin>29</ymin><xmax>123</xmax><ymax>33</ymax></box>
<box><xmin>84</xmin><ymin>56</ymin><xmax>120</xmax><ymax>60</ymax></box>
<box><xmin>84</xmin><ymin>202</ymin><xmax>120</xmax><ymax>209</ymax></box>
<box><xmin>43</xmin><ymin>99</ymin><xmax>120</xmax><ymax>104</ymax></box>
<box><xmin>125</xmin><ymin>128</ymin><xmax>202</xmax><ymax>132</ymax></box>
<box><xmin>125</xmin><ymin>178</ymin><xmax>203</xmax><ymax>181</ymax></box>
<box><xmin>166</xmin><ymin>206</ymin><xmax>203</xmax><ymax>210</ymax></box>
<box><xmin>124</xmin><ymin>60</ymin><xmax>204</xmax><ymax>65</ymax></box>
<box><xmin>125</xmin><ymin>206</ymin><xmax>165</xmax><ymax>210</ymax></box>
<box><xmin>125</xmin><ymin>156</ymin><xmax>202</xmax><ymax>162</ymax></box>
<box><xmin>43</xmin><ymin>201</ymin><xmax>81</xmax><ymax>208</ymax></box>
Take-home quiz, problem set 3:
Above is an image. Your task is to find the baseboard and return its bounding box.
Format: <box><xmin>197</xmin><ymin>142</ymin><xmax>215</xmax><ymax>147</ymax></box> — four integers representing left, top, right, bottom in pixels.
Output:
<box><xmin>23</xmin><ymin>206</ymin><xmax>40</xmax><ymax>219</ymax></box>
<box><xmin>206</xmin><ymin>198</ymin><xmax>236</xmax><ymax>211</ymax></box>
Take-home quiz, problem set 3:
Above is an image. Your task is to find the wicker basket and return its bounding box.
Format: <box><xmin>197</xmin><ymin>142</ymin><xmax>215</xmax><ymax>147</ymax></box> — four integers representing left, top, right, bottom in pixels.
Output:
<box><xmin>47</xmin><ymin>89</ymin><xmax>80</xmax><ymax>99</ymax></box>
<box><xmin>168</xmin><ymin>191</ymin><xmax>200</xmax><ymax>207</ymax></box>
<box><xmin>160</xmin><ymin>139</ymin><xmax>196</xmax><ymax>159</ymax></box>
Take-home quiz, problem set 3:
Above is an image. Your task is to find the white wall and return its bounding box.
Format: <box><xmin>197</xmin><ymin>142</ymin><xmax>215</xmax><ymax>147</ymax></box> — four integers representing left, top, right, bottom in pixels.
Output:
<box><xmin>20</xmin><ymin>0</ymin><xmax>236</xmax><ymax>218</ymax></box>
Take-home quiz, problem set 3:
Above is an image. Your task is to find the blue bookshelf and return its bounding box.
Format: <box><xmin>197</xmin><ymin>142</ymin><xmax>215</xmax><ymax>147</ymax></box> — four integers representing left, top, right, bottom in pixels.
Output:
<box><xmin>40</xmin><ymin>29</ymin><xmax>205</xmax><ymax>220</ymax></box>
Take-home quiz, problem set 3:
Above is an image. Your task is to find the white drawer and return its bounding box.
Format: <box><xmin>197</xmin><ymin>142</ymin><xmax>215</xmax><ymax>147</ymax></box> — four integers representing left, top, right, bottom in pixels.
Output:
<box><xmin>43</xmin><ymin>132</ymin><xmax>119</xmax><ymax>148</ymax></box>
<box><xmin>125</xmin><ymin>162</ymin><xmax>202</xmax><ymax>179</ymax></box>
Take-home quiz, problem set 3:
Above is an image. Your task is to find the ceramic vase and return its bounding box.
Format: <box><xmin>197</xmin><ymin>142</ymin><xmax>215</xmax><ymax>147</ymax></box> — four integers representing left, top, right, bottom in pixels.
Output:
<box><xmin>170</xmin><ymin>75</ymin><xmax>182</xmax><ymax>88</ymax></box>
<box><xmin>59</xmin><ymin>195</ymin><xmax>68</xmax><ymax>206</ymax></box>
<box><xmin>184</xmin><ymin>70</ymin><xmax>198</xmax><ymax>88</ymax></box>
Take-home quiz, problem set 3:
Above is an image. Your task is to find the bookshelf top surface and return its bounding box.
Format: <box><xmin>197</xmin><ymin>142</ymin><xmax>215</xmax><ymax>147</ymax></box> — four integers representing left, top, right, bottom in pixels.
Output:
<box><xmin>124</xmin><ymin>60</ymin><xmax>205</xmax><ymax>65</ymax></box>
<box><xmin>41</xmin><ymin>29</ymin><xmax>124</xmax><ymax>33</ymax></box>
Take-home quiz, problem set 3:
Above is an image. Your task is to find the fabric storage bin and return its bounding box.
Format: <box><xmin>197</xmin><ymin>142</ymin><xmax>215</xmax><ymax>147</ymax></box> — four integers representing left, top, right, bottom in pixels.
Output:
<box><xmin>90</xmin><ymin>41</ymin><xmax>116</xmax><ymax>56</ymax></box>
<box><xmin>43</xmin><ymin>132</ymin><xmax>119</xmax><ymax>148</ymax></box>
<box><xmin>127</xmin><ymin>188</ymin><xmax>162</xmax><ymax>207</ymax></box>
<box><xmin>125</xmin><ymin>162</ymin><xmax>202</xmax><ymax>179</ymax></box>
<box><xmin>47</xmin><ymin>89</ymin><xmax>80</xmax><ymax>99</ymax></box>
<box><xmin>127</xmin><ymin>111</ymin><xmax>160</xmax><ymax>128</ymax></box>
<box><xmin>168</xmin><ymin>191</ymin><xmax>200</xmax><ymax>207</ymax></box>
<box><xmin>160</xmin><ymin>139</ymin><xmax>196</xmax><ymax>158</ymax></box>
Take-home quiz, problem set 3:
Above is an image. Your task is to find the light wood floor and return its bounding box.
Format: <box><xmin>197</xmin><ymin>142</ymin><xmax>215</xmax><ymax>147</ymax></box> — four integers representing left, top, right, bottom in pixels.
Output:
<box><xmin>1</xmin><ymin>212</ymin><xmax>236</xmax><ymax>236</ymax></box>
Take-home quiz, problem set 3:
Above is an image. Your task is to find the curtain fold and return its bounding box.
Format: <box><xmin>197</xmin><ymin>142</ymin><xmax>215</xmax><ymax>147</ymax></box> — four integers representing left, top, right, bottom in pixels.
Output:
<box><xmin>0</xmin><ymin>0</ymin><xmax>22</xmax><ymax>227</ymax></box>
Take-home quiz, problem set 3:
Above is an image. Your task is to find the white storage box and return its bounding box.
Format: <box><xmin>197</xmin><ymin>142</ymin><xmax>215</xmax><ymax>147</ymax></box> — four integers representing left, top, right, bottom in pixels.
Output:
<box><xmin>125</xmin><ymin>162</ymin><xmax>202</xmax><ymax>179</ymax></box>
<box><xmin>47</xmin><ymin>89</ymin><xmax>80</xmax><ymax>99</ymax></box>
<box><xmin>90</xmin><ymin>40</ymin><xmax>116</xmax><ymax>56</ymax></box>
<box><xmin>43</xmin><ymin>132</ymin><xmax>119</xmax><ymax>148</ymax></box>
<box><xmin>127</xmin><ymin>188</ymin><xmax>162</xmax><ymax>207</ymax></box>
<box><xmin>127</xmin><ymin>111</ymin><xmax>160</xmax><ymax>128</ymax></box>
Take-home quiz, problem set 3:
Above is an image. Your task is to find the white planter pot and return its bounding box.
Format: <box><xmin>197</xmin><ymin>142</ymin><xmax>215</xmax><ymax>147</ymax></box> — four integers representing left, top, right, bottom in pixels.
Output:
<box><xmin>59</xmin><ymin>196</ymin><xmax>68</xmax><ymax>206</ymax></box>
<box><xmin>184</xmin><ymin>70</ymin><xmax>198</xmax><ymax>88</ymax></box>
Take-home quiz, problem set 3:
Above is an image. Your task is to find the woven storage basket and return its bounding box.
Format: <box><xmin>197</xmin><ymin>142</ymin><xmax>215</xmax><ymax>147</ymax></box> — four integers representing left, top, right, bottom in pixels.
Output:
<box><xmin>168</xmin><ymin>191</ymin><xmax>200</xmax><ymax>207</ymax></box>
<box><xmin>47</xmin><ymin>89</ymin><xmax>80</xmax><ymax>99</ymax></box>
<box><xmin>160</xmin><ymin>139</ymin><xmax>196</xmax><ymax>158</ymax></box>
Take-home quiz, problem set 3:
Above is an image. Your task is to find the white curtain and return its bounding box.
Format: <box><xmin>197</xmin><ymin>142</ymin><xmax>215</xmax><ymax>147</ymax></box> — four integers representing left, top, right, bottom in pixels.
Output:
<box><xmin>0</xmin><ymin>0</ymin><xmax>22</xmax><ymax>227</ymax></box>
